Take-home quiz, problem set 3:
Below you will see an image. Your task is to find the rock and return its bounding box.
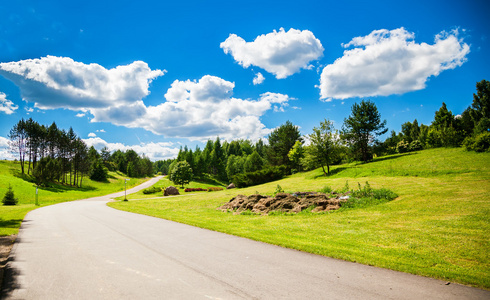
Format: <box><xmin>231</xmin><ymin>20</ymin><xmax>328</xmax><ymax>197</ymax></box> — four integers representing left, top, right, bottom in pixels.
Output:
<box><xmin>227</xmin><ymin>183</ymin><xmax>236</xmax><ymax>189</ymax></box>
<box><xmin>164</xmin><ymin>186</ymin><xmax>180</xmax><ymax>196</ymax></box>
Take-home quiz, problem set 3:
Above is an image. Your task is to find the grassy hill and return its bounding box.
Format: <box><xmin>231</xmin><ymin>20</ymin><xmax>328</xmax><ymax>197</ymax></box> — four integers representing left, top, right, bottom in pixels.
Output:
<box><xmin>0</xmin><ymin>160</ymin><xmax>148</xmax><ymax>236</ymax></box>
<box><xmin>109</xmin><ymin>148</ymin><xmax>490</xmax><ymax>289</ymax></box>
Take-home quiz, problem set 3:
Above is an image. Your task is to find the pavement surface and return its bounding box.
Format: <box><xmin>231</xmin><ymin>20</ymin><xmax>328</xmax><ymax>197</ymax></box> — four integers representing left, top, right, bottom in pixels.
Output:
<box><xmin>2</xmin><ymin>177</ymin><xmax>489</xmax><ymax>299</ymax></box>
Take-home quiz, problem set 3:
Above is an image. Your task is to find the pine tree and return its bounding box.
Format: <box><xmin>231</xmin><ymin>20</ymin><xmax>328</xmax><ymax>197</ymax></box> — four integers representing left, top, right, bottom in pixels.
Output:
<box><xmin>2</xmin><ymin>184</ymin><xmax>18</xmax><ymax>206</ymax></box>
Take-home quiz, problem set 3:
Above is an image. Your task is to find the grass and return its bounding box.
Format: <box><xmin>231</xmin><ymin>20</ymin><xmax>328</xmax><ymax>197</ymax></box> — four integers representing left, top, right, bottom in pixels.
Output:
<box><xmin>0</xmin><ymin>160</ymin><xmax>148</xmax><ymax>236</ymax></box>
<box><xmin>109</xmin><ymin>148</ymin><xmax>490</xmax><ymax>289</ymax></box>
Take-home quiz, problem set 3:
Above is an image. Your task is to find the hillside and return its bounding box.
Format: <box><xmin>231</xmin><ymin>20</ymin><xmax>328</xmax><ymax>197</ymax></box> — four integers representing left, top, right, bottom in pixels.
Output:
<box><xmin>0</xmin><ymin>160</ymin><xmax>148</xmax><ymax>236</ymax></box>
<box><xmin>109</xmin><ymin>148</ymin><xmax>490</xmax><ymax>289</ymax></box>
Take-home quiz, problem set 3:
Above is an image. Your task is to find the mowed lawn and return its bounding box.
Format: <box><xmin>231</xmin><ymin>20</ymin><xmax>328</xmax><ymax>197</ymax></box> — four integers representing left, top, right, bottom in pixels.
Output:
<box><xmin>0</xmin><ymin>160</ymin><xmax>148</xmax><ymax>236</ymax></box>
<box><xmin>109</xmin><ymin>148</ymin><xmax>490</xmax><ymax>289</ymax></box>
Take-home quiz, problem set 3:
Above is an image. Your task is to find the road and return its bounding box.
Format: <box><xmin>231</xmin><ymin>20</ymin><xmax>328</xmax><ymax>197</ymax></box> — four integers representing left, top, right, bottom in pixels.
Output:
<box><xmin>2</xmin><ymin>177</ymin><xmax>488</xmax><ymax>299</ymax></box>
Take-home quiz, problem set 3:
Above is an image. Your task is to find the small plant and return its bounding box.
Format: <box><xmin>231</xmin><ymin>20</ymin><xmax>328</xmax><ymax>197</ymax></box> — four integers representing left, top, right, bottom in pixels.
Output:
<box><xmin>2</xmin><ymin>184</ymin><xmax>18</xmax><ymax>206</ymax></box>
<box><xmin>273</xmin><ymin>184</ymin><xmax>284</xmax><ymax>196</ymax></box>
<box><xmin>319</xmin><ymin>185</ymin><xmax>332</xmax><ymax>194</ymax></box>
<box><xmin>339</xmin><ymin>180</ymin><xmax>350</xmax><ymax>193</ymax></box>
<box><xmin>207</xmin><ymin>187</ymin><xmax>224</xmax><ymax>192</ymax></box>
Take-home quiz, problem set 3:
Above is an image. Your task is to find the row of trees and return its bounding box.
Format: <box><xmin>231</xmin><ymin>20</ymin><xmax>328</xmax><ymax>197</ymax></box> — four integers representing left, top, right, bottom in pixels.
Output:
<box><xmin>8</xmin><ymin>119</ymin><xmax>154</xmax><ymax>186</ymax></box>
<box><xmin>162</xmin><ymin>79</ymin><xmax>489</xmax><ymax>186</ymax></box>
<box><xmin>384</xmin><ymin>79</ymin><xmax>489</xmax><ymax>153</ymax></box>
<box><xmin>8</xmin><ymin>118</ymin><xmax>91</xmax><ymax>186</ymax></box>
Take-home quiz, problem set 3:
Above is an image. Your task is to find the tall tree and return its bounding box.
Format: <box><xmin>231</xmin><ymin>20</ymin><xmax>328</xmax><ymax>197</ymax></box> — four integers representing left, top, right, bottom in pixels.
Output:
<box><xmin>341</xmin><ymin>100</ymin><xmax>387</xmax><ymax>162</ymax></box>
<box><xmin>265</xmin><ymin>120</ymin><xmax>302</xmax><ymax>171</ymax></box>
<box><xmin>307</xmin><ymin>119</ymin><xmax>339</xmax><ymax>175</ymax></box>
<box><xmin>8</xmin><ymin>119</ymin><xmax>28</xmax><ymax>174</ymax></box>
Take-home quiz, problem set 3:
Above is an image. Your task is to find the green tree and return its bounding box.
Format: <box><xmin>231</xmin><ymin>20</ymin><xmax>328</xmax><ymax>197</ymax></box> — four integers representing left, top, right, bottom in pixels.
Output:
<box><xmin>244</xmin><ymin>151</ymin><xmax>263</xmax><ymax>172</ymax></box>
<box><xmin>341</xmin><ymin>100</ymin><xmax>387</xmax><ymax>162</ymax></box>
<box><xmin>226</xmin><ymin>155</ymin><xmax>244</xmax><ymax>181</ymax></box>
<box><xmin>2</xmin><ymin>184</ymin><xmax>18</xmax><ymax>206</ymax></box>
<box><xmin>287</xmin><ymin>140</ymin><xmax>304</xmax><ymax>172</ymax></box>
<box><xmin>265</xmin><ymin>120</ymin><xmax>302</xmax><ymax>171</ymax></box>
<box><xmin>170</xmin><ymin>161</ymin><xmax>193</xmax><ymax>188</ymax></box>
<box><xmin>307</xmin><ymin>119</ymin><xmax>339</xmax><ymax>175</ymax></box>
<box><xmin>472</xmin><ymin>79</ymin><xmax>490</xmax><ymax>120</ymax></box>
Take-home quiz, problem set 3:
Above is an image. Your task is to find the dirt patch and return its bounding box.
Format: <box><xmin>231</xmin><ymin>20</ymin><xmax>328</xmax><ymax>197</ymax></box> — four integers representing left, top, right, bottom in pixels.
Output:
<box><xmin>0</xmin><ymin>235</ymin><xmax>16</xmax><ymax>290</ymax></box>
<box><xmin>219</xmin><ymin>192</ymin><xmax>350</xmax><ymax>214</ymax></box>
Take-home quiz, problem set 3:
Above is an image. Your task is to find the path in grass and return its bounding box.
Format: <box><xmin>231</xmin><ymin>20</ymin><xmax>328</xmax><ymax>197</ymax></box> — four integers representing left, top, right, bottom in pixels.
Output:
<box><xmin>109</xmin><ymin>148</ymin><xmax>490</xmax><ymax>289</ymax></box>
<box><xmin>3</xmin><ymin>175</ymin><xmax>488</xmax><ymax>299</ymax></box>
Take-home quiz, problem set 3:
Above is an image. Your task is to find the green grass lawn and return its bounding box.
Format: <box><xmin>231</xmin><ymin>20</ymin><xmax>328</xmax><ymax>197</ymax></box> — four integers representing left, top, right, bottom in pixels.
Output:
<box><xmin>0</xmin><ymin>160</ymin><xmax>148</xmax><ymax>236</ymax></box>
<box><xmin>109</xmin><ymin>148</ymin><xmax>490</xmax><ymax>289</ymax></box>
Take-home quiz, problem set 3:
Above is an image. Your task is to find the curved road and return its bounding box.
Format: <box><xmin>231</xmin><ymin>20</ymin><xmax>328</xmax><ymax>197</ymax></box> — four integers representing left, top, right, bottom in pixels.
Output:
<box><xmin>2</xmin><ymin>177</ymin><xmax>488</xmax><ymax>299</ymax></box>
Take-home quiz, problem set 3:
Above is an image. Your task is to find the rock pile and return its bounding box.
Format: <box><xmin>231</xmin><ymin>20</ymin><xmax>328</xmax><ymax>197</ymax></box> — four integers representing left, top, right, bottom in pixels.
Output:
<box><xmin>164</xmin><ymin>186</ymin><xmax>180</xmax><ymax>196</ymax></box>
<box><xmin>219</xmin><ymin>192</ymin><xmax>350</xmax><ymax>214</ymax></box>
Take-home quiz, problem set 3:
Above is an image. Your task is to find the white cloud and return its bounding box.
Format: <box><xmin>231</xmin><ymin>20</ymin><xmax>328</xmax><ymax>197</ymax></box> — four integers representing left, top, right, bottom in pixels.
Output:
<box><xmin>253</xmin><ymin>72</ymin><xmax>265</xmax><ymax>85</ymax></box>
<box><xmin>0</xmin><ymin>56</ymin><xmax>292</xmax><ymax>141</ymax></box>
<box><xmin>0</xmin><ymin>92</ymin><xmax>18</xmax><ymax>114</ymax></box>
<box><xmin>129</xmin><ymin>76</ymin><xmax>293</xmax><ymax>141</ymax></box>
<box><xmin>88</xmin><ymin>132</ymin><xmax>97</xmax><ymax>137</ymax></box>
<box><xmin>221</xmin><ymin>28</ymin><xmax>324</xmax><ymax>79</ymax></box>
<box><xmin>0</xmin><ymin>55</ymin><xmax>165</xmax><ymax>110</ymax></box>
<box><xmin>319</xmin><ymin>28</ymin><xmax>470</xmax><ymax>100</ymax></box>
<box><xmin>96</xmin><ymin>129</ymin><xmax>106</xmax><ymax>133</ymax></box>
<box><xmin>0</xmin><ymin>136</ymin><xmax>15</xmax><ymax>160</ymax></box>
<box><xmin>83</xmin><ymin>137</ymin><xmax>179</xmax><ymax>161</ymax></box>
<box><xmin>76</xmin><ymin>113</ymin><xmax>85</xmax><ymax>117</ymax></box>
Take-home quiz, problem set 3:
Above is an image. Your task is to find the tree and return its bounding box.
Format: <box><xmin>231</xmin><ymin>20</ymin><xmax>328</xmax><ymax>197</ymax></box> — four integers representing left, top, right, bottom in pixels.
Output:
<box><xmin>226</xmin><ymin>155</ymin><xmax>244</xmax><ymax>181</ymax></box>
<box><xmin>8</xmin><ymin>119</ymin><xmax>28</xmax><ymax>174</ymax></box>
<box><xmin>170</xmin><ymin>161</ymin><xmax>193</xmax><ymax>188</ymax></box>
<box><xmin>265</xmin><ymin>120</ymin><xmax>302</xmax><ymax>171</ymax></box>
<box><xmin>307</xmin><ymin>119</ymin><xmax>339</xmax><ymax>175</ymax></box>
<box><xmin>244</xmin><ymin>151</ymin><xmax>263</xmax><ymax>172</ymax></box>
<box><xmin>2</xmin><ymin>184</ymin><xmax>18</xmax><ymax>206</ymax></box>
<box><xmin>341</xmin><ymin>100</ymin><xmax>387</xmax><ymax>162</ymax></box>
<box><xmin>472</xmin><ymin>79</ymin><xmax>490</xmax><ymax>120</ymax></box>
<box><xmin>287</xmin><ymin>140</ymin><xmax>304</xmax><ymax>172</ymax></box>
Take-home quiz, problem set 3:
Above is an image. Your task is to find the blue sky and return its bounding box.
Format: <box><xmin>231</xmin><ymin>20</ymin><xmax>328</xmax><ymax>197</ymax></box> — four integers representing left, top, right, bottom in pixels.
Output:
<box><xmin>0</xmin><ymin>0</ymin><xmax>489</xmax><ymax>160</ymax></box>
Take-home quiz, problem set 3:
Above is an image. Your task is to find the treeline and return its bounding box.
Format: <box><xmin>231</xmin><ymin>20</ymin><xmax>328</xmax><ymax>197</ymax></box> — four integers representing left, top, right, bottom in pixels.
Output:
<box><xmin>383</xmin><ymin>79</ymin><xmax>490</xmax><ymax>154</ymax></box>
<box><xmin>8</xmin><ymin>119</ymin><xmax>153</xmax><ymax>186</ymax></box>
<box><xmin>157</xmin><ymin>79</ymin><xmax>489</xmax><ymax>187</ymax></box>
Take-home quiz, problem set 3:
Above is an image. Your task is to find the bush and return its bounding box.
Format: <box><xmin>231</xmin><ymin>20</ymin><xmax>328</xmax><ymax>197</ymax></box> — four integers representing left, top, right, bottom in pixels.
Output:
<box><xmin>464</xmin><ymin>132</ymin><xmax>490</xmax><ymax>152</ymax></box>
<box><xmin>142</xmin><ymin>186</ymin><xmax>162</xmax><ymax>194</ymax></box>
<box><xmin>185</xmin><ymin>188</ymin><xmax>208</xmax><ymax>192</ymax></box>
<box><xmin>207</xmin><ymin>187</ymin><xmax>224</xmax><ymax>192</ymax></box>
<box><xmin>319</xmin><ymin>185</ymin><xmax>333</xmax><ymax>194</ymax></box>
<box><xmin>343</xmin><ymin>181</ymin><xmax>398</xmax><ymax>209</ymax></box>
<box><xmin>409</xmin><ymin>139</ymin><xmax>423</xmax><ymax>151</ymax></box>
<box><xmin>396</xmin><ymin>140</ymin><xmax>410</xmax><ymax>153</ymax></box>
<box><xmin>232</xmin><ymin>165</ymin><xmax>287</xmax><ymax>188</ymax></box>
<box><xmin>2</xmin><ymin>184</ymin><xmax>18</xmax><ymax>206</ymax></box>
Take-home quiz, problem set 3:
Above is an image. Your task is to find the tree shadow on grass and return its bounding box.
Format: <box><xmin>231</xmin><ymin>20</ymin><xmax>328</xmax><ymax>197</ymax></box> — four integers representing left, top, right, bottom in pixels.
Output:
<box><xmin>0</xmin><ymin>219</ymin><xmax>23</xmax><ymax>230</ymax></box>
<box><xmin>309</xmin><ymin>167</ymin><xmax>348</xmax><ymax>179</ymax></box>
<box><xmin>38</xmin><ymin>183</ymin><xmax>97</xmax><ymax>193</ymax></box>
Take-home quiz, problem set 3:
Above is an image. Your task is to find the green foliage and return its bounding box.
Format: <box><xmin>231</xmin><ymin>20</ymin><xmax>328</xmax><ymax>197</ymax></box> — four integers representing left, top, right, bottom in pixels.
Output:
<box><xmin>463</xmin><ymin>132</ymin><xmax>490</xmax><ymax>152</ymax></box>
<box><xmin>273</xmin><ymin>184</ymin><xmax>284</xmax><ymax>196</ymax></box>
<box><xmin>90</xmin><ymin>159</ymin><xmax>108</xmax><ymax>182</ymax></box>
<box><xmin>396</xmin><ymin>140</ymin><xmax>410</xmax><ymax>153</ymax></box>
<box><xmin>341</xmin><ymin>100</ymin><xmax>387</xmax><ymax>162</ymax></box>
<box><xmin>170</xmin><ymin>161</ymin><xmax>193</xmax><ymax>188</ymax></box>
<box><xmin>244</xmin><ymin>151</ymin><xmax>263</xmax><ymax>172</ymax></box>
<box><xmin>226</xmin><ymin>155</ymin><xmax>245</xmax><ymax>181</ymax></box>
<box><xmin>142</xmin><ymin>186</ymin><xmax>162</xmax><ymax>194</ymax></box>
<box><xmin>266</xmin><ymin>120</ymin><xmax>302</xmax><ymax>171</ymax></box>
<box><xmin>307</xmin><ymin>119</ymin><xmax>340</xmax><ymax>175</ymax></box>
<box><xmin>2</xmin><ymin>184</ymin><xmax>18</xmax><ymax>206</ymax></box>
<box><xmin>342</xmin><ymin>181</ymin><xmax>398</xmax><ymax>209</ymax></box>
<box><xmin>232</xmin><ymin>166</ymin><xmax>287</xmax><ymax>188</ymax></box>
<box><xmin>409</xmin><ymin>139</ymin><xmax>423</xmax><ymax>151</ymax></box>
<box><xmin>319</xmin><ymin>185</ymin><xmax>332</xmax><ymax>194</ymax></box>
<box><xmin>287</xmin><ymin>140</ymin><xmax>304</xmax><ymax>172</ymax></box>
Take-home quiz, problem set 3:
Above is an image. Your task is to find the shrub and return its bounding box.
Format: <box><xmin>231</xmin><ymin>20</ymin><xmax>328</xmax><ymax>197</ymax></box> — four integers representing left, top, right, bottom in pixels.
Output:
<box><xmin>409</xmin><ymin>139</ymin><xmax>423</xmax><ymax>151</ymax></box>
<box><xmin>343</xmin><ymin>181</ymin><xmax>398</xmax><ymax>209</ymax></box>
<box><xmin>207</xmin><ymin>187</ymin><xmax>224</xmax><ymax>192</ymax></box>
<box><xmin>232</xmin><ymin>165</ymin><xmax>287</xmax><ymax>188</ymax></box>
<box><xmin>396</xmin><ymin>140</ymin><xmax>410</xmax><ymax>153</ymax></box>
<box><xmin>319</xmin><ymin>185</ymin><xmax>333</xmax><ymax>194</ymax></box>
<box><xmin>142</xmin><ymin>186</ymin><xmax>162</xmax><ymax>194</ymax></box>
<box><xmin>2</xmin><ymin>184</ymin><xmax>18</xmax><ymax>206</ymax></box>
<box><xmin>185</xmin><ymin>188</ymin><xmax>208</xmax><ymax>192</ymax></box>
<box><xmin>464</xmin><ymin>132</ymin><xmax>490</xmax><ymax>152</ymax></box>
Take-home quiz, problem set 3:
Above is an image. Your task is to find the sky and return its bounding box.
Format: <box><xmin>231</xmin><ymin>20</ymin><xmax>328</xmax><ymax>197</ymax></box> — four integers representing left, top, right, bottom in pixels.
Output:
<box><xmin>0</xmin><ymin>0</ymin><xmax>489</xmax><ymax>160</ymax></box>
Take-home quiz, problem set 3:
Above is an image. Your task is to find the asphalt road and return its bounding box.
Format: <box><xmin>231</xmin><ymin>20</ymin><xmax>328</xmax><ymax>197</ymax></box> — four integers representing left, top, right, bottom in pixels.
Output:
<box><xmin>2</xmin><ymin>177</ymin><xmax>488</xmax><ymax>299</ymax></box>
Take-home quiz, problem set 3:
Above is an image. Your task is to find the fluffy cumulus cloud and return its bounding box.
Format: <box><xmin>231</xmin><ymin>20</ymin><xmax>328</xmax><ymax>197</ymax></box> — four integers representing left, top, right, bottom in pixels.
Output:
<box><xmin>0</xmin><ymin>92</ymin><xmax>18</xmax><ymax>114</ymax></box>
<box><xmin>83</xmin><ymin>137</ymin><xmax>179</xmax><ymax>161</ymax></box>
<box><xmin>253</xmin><ymin>72</ymin><xmax>265</xmax><ymax>85</ymax></box>
<box><xmin>0</xmin><ymin>56</ymin><xmax>165</xmax><ymax>109</ymax></box>
<box><xmin>221</xmin><ymin>28</ymin><xmax>324</xmax><ymax>79</ymax></box>
<box><xmin>0</xmin><ymin>136</ymin><xmax>15</xmax><ymax>160</ymax></box>
<box><xmin>132</xmin><ymin>76</ymin><xmax>292</xmax><ymax>141</ymax></box>
<box><xmin>319</xmin><ymin>28</ymin><xmax>470</xmax><ymax>100</ymax></box>
<box><xmin>0</xmin><ymin>56</ymin><xmax>292</xmax><ymax>141</ymax></box>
